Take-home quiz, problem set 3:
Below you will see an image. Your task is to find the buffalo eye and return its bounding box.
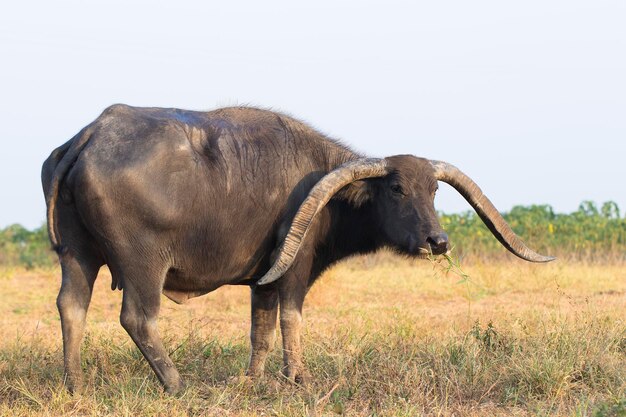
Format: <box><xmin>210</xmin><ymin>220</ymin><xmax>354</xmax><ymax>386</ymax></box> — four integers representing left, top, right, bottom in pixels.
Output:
<box><xmin>390</xmin><ymin>184</ymin><xmax>405</xmax><ymax>196</ymax></box>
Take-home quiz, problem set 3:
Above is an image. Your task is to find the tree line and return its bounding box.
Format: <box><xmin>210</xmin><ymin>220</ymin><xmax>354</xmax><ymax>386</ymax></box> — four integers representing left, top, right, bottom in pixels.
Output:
<box><xmin>440</xmin><ymin>201</ymin><xmax>624</xmax><ymax>261</ymax></box>
<box><xmin>1</xmin><ymin>201</ymin><xmax>623</xmax><ymax>268</ymax></box>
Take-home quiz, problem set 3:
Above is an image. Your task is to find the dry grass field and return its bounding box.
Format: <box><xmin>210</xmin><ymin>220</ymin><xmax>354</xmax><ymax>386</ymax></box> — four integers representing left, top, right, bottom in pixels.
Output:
<box><xmin>0</xmin><ymin>252</ymin><xmax>624</xmax><ymax>416</ymax></box>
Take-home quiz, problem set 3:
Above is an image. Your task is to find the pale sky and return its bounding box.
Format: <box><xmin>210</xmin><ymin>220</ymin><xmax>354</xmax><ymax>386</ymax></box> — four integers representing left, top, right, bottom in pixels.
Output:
<box><xmin>1</xmin><ymin>0</ymin><xmax>624</xmax><ymax>229</ymax></box>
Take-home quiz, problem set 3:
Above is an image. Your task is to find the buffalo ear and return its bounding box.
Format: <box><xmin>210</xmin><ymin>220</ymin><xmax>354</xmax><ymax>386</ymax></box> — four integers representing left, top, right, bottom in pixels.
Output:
<box><xmin>335</xmin><ymin>179</ymin><xmax>376</xmax><ymax>207</ymax></box>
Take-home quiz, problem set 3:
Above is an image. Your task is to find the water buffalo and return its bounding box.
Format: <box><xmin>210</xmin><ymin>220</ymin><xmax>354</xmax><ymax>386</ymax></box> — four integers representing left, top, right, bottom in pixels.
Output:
<box><xmin>42</xmin><ymin>104</ymin><xmax>554</xmax><ymax>394</ymax></box>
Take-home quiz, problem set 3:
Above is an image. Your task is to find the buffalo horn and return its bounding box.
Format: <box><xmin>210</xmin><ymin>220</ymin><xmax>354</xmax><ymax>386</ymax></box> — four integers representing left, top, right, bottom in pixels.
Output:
<box><xmin>430</xmin><ymin>160</ymin><xmax>555</xmax><ymax>263</ymax></box>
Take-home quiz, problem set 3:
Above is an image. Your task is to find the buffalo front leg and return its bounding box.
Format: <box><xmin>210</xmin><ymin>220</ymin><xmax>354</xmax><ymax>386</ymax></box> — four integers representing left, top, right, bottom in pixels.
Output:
<box><xmin>247</xmin><ymin>285</ymin><xmax>278</xmax><ymax>377</ymax></box>
<box><xmin>57</xmin><ymin>254</ymin><xmax>100</xmax><ymax>394</ymax></box>
<box><xmin>278</xmin><ymin>280</ymin><xmax>308</xmax><ymax>384</ymax></box>
<box><xmin>119</xmin><ymin>280</ymin><xmax>183</xmax><ymax>395</ymax></box>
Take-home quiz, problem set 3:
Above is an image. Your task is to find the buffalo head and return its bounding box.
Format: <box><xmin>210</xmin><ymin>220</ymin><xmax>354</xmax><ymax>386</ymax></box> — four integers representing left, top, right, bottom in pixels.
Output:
<box><xmin>257</xmin><ymin>155</ymin><xmax>554</xmax><ymax>285</ymax></box>
<box><xmin>372</xmin><ymin>155</ymin><xmax>449</xmax><ymax>257</ymax></box>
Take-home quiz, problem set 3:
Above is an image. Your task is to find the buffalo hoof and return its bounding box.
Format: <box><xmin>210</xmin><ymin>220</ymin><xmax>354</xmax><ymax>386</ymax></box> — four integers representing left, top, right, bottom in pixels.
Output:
<box><xmin>244</xmin><ymin>367</ymin><xmax>264</xmax><ymax>379</ymax></box>
<box><xmin>64</xmin><ymin>374</ymin><xmax>84</xmax><ymax>396</ymax></box>
<box><xmin>164</xmin><ymin>379</ymin><xmax>185</xmax><ymax>396</ymax></box>
<box><xmin>66</xmin><ymin>383</ymin><xmax>84</xmax><ymax>396</ymax></box>
<box><xmin>282</xmin><ymin>369</ymin><xmax>310</xmax><ymax>387</ymax></box>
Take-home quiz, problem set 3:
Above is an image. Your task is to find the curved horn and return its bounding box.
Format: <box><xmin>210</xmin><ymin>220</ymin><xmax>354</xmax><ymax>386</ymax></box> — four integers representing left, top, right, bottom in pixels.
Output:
<box><xmin>257</xmin><ymin>158</ymin><xmax>388</xmax><ymax>285</ymax></box>
<box><xmin>431</xmin><ymin>160</ymin><xmax>555</xmax><ymax>263</ymax></box>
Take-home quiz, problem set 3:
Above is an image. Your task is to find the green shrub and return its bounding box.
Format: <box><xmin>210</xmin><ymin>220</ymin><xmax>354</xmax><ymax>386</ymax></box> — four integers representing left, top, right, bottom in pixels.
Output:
<box><xmin>0</xmin><ymin>224</ymin><xmax>56</xmax><ymax>268</ymax></box>
<box><xmin>439</xmin><ymin>201</ymin><xmax>625</xmax><ymax>261</ymax></box>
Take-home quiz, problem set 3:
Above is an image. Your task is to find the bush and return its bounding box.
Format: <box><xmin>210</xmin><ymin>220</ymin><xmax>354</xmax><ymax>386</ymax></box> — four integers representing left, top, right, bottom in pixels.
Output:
<box><xmin>0</xmin><ymin>224</ymin><xmax>56</xmax><ymax>268</ymax></box>
<box><xmin>440</xmin><ymin>200</ymin><xmax>625</xmax><ymax>261</ymax></box>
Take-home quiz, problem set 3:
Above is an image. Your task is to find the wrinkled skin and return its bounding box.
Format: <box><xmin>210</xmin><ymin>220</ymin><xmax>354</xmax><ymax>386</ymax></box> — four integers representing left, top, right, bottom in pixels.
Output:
<box><xmin>42</xmin><ymin>105</ymin><xmax>450</xmax><ymax>393</ymax></box>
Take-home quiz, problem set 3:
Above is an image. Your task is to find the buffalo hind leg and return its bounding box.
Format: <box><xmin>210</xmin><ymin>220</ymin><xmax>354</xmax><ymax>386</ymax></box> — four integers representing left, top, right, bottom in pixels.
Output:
<box><xmin>119</xmin><ymin>277</ymin><xmax>183</xmax><ymax>394</ymax></box>
<box><xmin>247</xmin><ymin>285</ymin><xmax>279</xmax><ymax>377</ymax></box>
<box><xmin>57</xmin><ymin>253</ymin><xmax>101</xmax><ymax>394</ymax></box>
